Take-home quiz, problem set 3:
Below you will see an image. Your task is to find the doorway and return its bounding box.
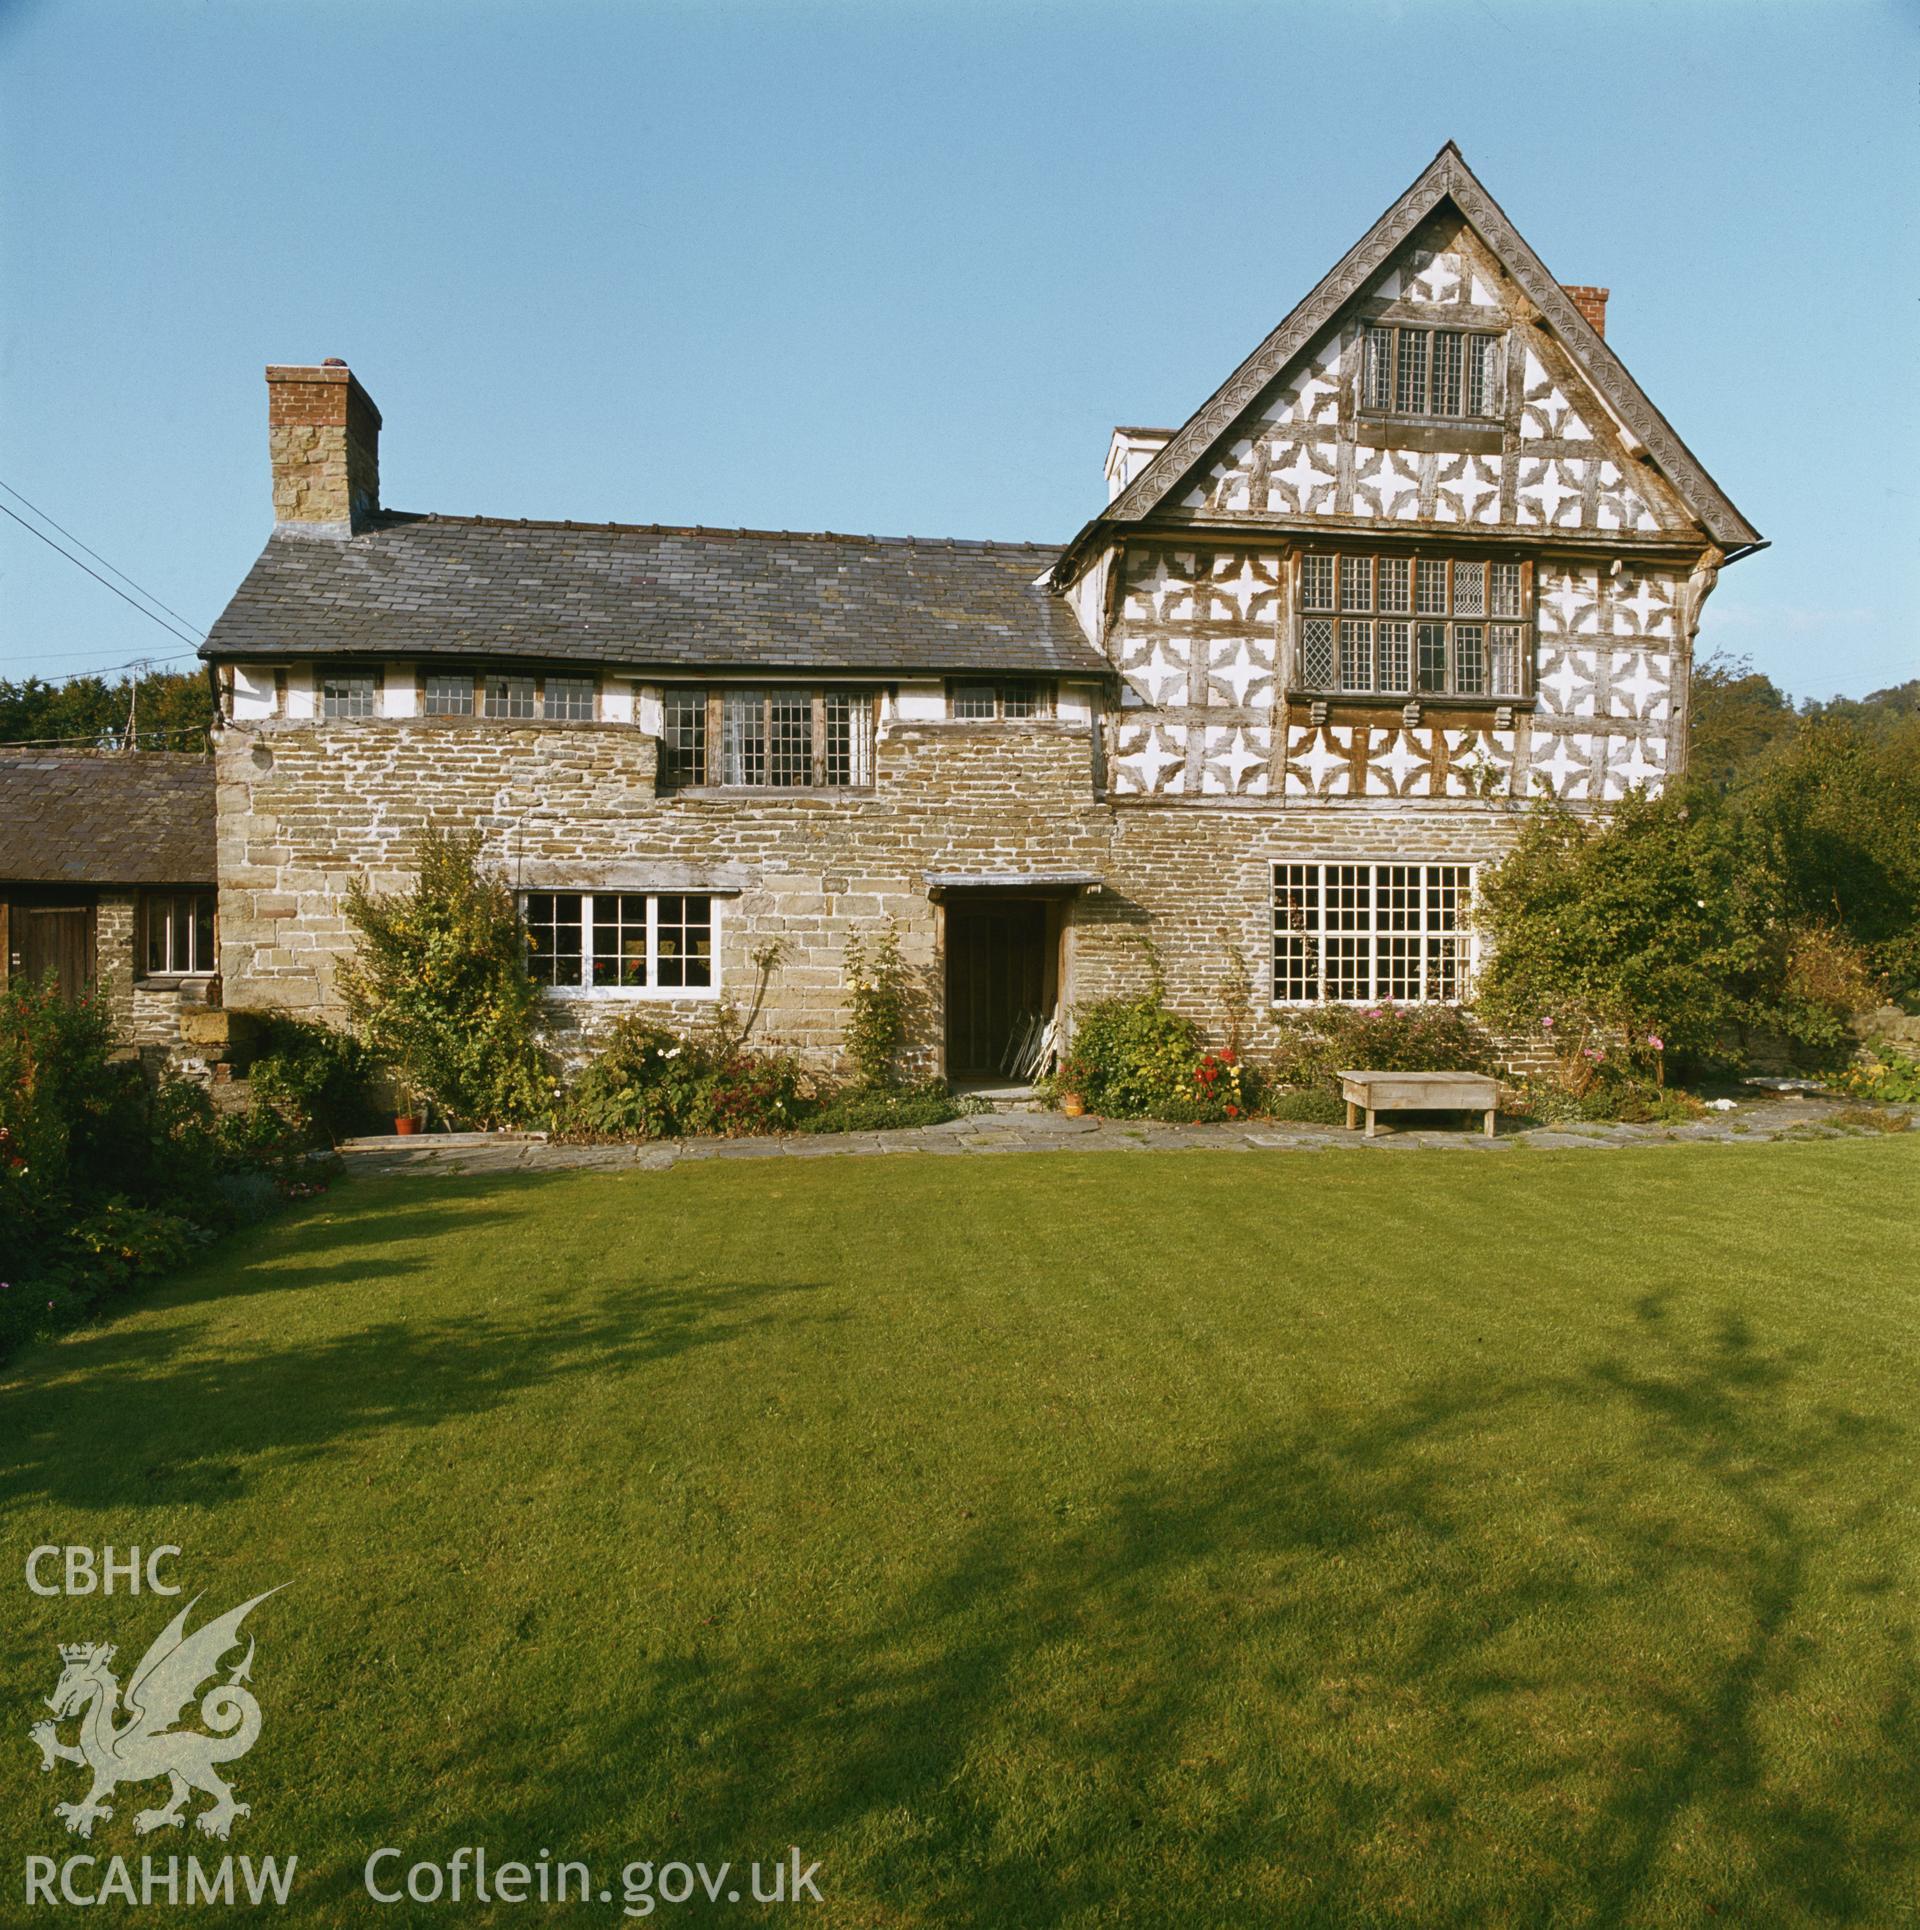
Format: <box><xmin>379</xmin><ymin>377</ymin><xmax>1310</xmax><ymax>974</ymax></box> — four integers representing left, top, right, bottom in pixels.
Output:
<box><xmin>944</xmin><ymin>898</ymin><xmax>1051</xmax><ymax>1078</ymax></box>
<box><xmin>11</xmin><ymin>904</ymin><xmax>95</xmax><ymax>999</ymax></box>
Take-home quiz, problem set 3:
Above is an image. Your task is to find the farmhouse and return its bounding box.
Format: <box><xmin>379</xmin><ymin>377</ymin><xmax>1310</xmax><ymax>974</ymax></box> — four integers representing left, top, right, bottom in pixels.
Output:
<box><xmin>200</xmin><ymin>145</ymin><xmax>1761</xmax><ymax>1081</ymax></box>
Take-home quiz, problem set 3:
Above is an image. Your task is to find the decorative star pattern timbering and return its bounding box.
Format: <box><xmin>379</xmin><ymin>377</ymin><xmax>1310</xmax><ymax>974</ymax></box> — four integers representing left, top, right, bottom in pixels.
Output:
<box><xmin>1522</xmin><ymin>563</ymin><xmax>1680</xmax><ymax>799</ymax></box>
<box><xmin>1097</xmin><ymin>214</ymin><xmax>1713</xmax><ymax>806</ymax></box>
<box><xmin>1160</xmin><ymin>219</ymin><xmax>1692</xmax><ymax>537</ymax></box>
<box><xmin>1111</xmin><ymin>546</ymin><xmax>1282</xmax><ymax>794</ymax></box>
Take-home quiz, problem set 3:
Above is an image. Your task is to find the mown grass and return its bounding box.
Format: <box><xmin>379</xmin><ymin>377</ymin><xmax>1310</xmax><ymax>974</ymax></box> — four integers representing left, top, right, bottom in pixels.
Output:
<box><xmin>3</xmin><ymin>1138</ymin><xmax>1917</xmax><ymax>1927</ymax></box>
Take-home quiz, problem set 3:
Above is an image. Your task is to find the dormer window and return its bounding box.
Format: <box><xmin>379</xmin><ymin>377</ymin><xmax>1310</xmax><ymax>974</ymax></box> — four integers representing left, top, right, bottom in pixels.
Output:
<box><xmin>1362</xmin><ymin>324</ymin><xmax>1500</xmax><ymax>419</ymax></box>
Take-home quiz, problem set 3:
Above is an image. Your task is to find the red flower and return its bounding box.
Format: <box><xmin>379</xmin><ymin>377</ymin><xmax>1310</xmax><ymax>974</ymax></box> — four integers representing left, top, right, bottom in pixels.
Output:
<box><xmin>1226</xmin><ymin>1104</ymin><xmax>1240</xmax><ymax>1118</ymax></box>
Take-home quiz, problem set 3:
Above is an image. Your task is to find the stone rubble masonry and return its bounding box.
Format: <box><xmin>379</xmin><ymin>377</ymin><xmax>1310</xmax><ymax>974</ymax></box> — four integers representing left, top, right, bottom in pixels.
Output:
<box><xmin>216</xmin><ymin>713</ymin><xmax>1535</xmax><ymax>1080</ymax></box>
<box><xmin>82</xmin><ymin>890</ymin><xmax>215</xmax><ymax>1066</ymax></box>
<box><xmin>266</xmin><ymin>364</ymin><xmax>382</xmax><ymax>531</ymax></box>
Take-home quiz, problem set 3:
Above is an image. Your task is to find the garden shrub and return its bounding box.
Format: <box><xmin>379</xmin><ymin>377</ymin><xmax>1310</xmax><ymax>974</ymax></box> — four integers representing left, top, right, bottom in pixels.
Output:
<box><xmin>1475</xmin><ymin>793</ymin><xmax>1768</xmax><ymax>1064</ymax></box>
<box><xmin>246</xmin><ymin>1014</ymin><xmax>376</xmax><ymax>1145</ymax></box>
<box><xmin>1055</xmin><ymin>997</ymin><xmax>1256</xmax><ymax>1121</ymax></box>
<box><xmin>1836</xmin><ymin>1044</ymin><xmax>1920</xmax><ymax>1105</ymax></box>
<box><xmin>338</xmin><ymin>824</ymin><xmax>550</xmax><ymax>1129</ymax></box>
<box><xmin>557</xmin><ymin>1014</ymin><xmax>809</xmax><ymax>1140</ymax></box>
<box><xmin>1269</xmin><ymin>1002</ymin><xmax>1494</xmax><ymax>1098</ymax></box>
<box><xmin>842</xmin><ymin>923</ymin><xmax>911</xmax><ymax>1090</ymax></box>
<box><xmin>0</xmin><ymin>979</ymin><xmax>316</xmax><ymax>1362</ymax></box>
<box><xmin>1056</xmin><ymin>995</ymin><xmax>1203</xmax><ymax>1117</ymax></box>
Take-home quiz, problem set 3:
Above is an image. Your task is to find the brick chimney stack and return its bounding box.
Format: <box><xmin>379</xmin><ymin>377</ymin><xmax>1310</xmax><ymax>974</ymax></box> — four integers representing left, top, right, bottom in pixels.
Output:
<box><xmin>1560</xmin><ymin>286</ymin><xmax>1609</xmax><ymax>340</ymax></box>
<box><xmin>265</xmin><ymin>360</ymin><xmax>381</xmax><ymax>532</ymax></box>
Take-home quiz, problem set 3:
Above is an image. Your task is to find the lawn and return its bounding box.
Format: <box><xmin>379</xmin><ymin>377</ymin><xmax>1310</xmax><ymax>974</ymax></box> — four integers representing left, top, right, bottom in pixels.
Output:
<box><xmin>3</xmin><ymin>1138</ymin><xmax>1917</xmax><ymax>1927</ymax></box>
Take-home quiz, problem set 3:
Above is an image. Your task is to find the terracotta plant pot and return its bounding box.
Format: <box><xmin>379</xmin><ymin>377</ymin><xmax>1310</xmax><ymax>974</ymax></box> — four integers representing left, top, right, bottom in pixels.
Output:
<box><xmin>1060</xmin><ymin>1093</ymin><xmax>1085</xmax><ymax>1118</ymax></box>
<box><xmin>393</xmin><ymin>1115</ymin><xmax>419</xmax><ymax>1136</ymax></box>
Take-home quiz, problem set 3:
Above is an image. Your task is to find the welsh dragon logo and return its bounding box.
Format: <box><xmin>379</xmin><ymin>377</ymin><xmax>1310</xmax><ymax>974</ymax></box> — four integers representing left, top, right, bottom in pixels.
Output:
<box><xmin>29</xmin><ymin>1588</ymin><xmax>283</xmax><ymax>1841</ymax></box>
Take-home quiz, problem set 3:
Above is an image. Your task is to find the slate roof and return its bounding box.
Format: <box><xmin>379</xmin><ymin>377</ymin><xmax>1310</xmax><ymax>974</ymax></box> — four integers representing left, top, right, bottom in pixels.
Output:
<box><xmin>0</xmin><ymin>752</ymin><xmax>215</xmax><ymax>887</ymax></box>
<box><xmin>202</xmin><ymin>515</ymin><xmax>1109</xmax><ymax>678</ymax></box>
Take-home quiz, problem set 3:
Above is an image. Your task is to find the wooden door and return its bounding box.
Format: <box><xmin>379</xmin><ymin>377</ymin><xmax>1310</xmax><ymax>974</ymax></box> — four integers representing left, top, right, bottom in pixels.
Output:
<box><xmin>945</xmin><ymin>900</ymin><xmax>1048</xmax><ymax>1076</ymax></box>
<box><xmin>13</xmin><ymin>906</ymin><xmax>94</xmax><ymax>998</ymax></box>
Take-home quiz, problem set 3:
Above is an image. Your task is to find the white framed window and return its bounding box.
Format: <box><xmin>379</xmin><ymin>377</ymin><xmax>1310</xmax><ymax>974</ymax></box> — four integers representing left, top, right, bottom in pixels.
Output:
<box><xmin>1272</xmin><ymin>861</ymin><xmax>1473</xmax><ymax>1005</ymax></box>
<box><xmin>522</xmin><ymin>891</ymin><xmax>717</xmax><ymax>998</ymax></box>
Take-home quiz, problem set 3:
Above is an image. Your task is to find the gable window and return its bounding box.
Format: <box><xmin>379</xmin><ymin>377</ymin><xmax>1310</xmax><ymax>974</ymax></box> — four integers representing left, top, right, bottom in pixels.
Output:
<box><xmin>657</xmin><ymin>688</ymin><xmax>873</xmax><ymax>790</ymax></box>
<box><xmin>948</xmin><ymin>679</ymin><xmax>1047</xmax><ymax>720</ymax></box>
<box><xmin>1273</xmin><ymin>862</ymin><xmax>1471</xmax><ymax>1005</ymax></box>
<box><xmin>320</xmin><ymin>670</ymin><xmax>377</xmax><ymax>719</ymax></box>
<box><xmin>522</xmin><ymin>891</ymin><xmax>716</xmax><ymax>996</ymax></box>
<box><xmin>142</xmin><ymin>892</ymin><xmax>216</xmax><ymax>977</ymax></box>
<box><xmin>1363</xmin><ymin>324</ymin><xmax>1500</xmax><ymax>419</ymax></box>
<box><xmin>1297</xmin><ymin>553</ymin><xmax>1529</xmax><ymax>699</ymax></box>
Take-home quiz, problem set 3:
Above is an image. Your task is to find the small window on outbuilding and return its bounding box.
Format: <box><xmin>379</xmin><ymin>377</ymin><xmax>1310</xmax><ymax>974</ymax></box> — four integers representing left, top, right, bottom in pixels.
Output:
<box><xmin>143</xmin><ymin>892</ymin><xmax>216</xmax><ymax>977</ymax></box>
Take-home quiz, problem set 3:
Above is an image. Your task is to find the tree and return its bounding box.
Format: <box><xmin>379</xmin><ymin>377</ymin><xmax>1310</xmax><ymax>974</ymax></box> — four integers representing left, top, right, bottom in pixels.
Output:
<box><xmin>0</xmin><ymin>669</ymin><xmax>214</xmax><ymax>751</ymax></box>
<box><xmin>1686</xmin><ymin>654</ymin><xmax>1797</xmax><ymax>789</ymax></box>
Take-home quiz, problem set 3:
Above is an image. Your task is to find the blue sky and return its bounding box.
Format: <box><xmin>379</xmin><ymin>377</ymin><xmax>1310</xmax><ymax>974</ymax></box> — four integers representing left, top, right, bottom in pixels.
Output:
<box><xmin>1</xmin><ymin>0</ymin><xmax>1913</xmax><ymax>700</ymax></box>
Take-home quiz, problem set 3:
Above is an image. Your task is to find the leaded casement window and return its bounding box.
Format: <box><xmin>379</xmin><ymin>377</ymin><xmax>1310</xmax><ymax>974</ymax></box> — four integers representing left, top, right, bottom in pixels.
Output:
<box><xmin>655</xmin><ymin>688</ymin><xmax>874</xmax><ymax>790</ymax></box>
<box><xmin>1362</xmin><ymin>324</ymin><xmax>1501</xmax><ymax>419</ymax></box>
<box><xmin>1296</xmin><ymin>553</ymin><xmax>1529</xmax><ymax>699</ymax></box>
<box><xmin>142</xmin><ymin>892</ymin><xmax>216</xmax><ymax>976</ymax></box>
<box><xmin>948</xmin><ymin>679</ymin><xmax>1048</xmax><ymax>721</ymax></box>
<box><xmin>423</xmin><ymin>672</ymin><xmax>474</xmax><ymax>717</ymax></box>
<box><xmin>320</xmin><ymin>670</ymin><xmax>377</xmax><ymax>719</ymax></box>
<box><xmin>522</xmin><ymin>890</ymin><xmax>716</xmax><ymax>996</ymax></box>
<box><xmin>483</xmin><ymin>675</ymin><xmax>537</xmax><ymax>720</ymax></box>
<box><xmin>460</xmin><ymin>673</ymin><xmax>600</xmax><ymax>720</ymax></box>
<box><xmin>1272</xmin><ymin>862</ymin><xmax>1473</xmax><ymax>1005</ymax></box>
<box><xmin>545</xmin><ymin>676</ymin><xmax>596</xmax><ymax>721</ymax></box>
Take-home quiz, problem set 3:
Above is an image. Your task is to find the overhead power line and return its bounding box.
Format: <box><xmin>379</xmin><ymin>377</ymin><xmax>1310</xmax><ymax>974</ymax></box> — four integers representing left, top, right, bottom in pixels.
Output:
<box><xmin>0</xmin><ymin>479</ymin><xmax>207</xmax><ymax>639</ymax></box>
<box><xmin>0</xmin><ymin>651</ymin><xmax>198</xmax><ymax>688</ymax></box>
<box><xmin>0</xmin><ymin>501</ymin><xmax>204</xmax><ymax>651</ymax></box>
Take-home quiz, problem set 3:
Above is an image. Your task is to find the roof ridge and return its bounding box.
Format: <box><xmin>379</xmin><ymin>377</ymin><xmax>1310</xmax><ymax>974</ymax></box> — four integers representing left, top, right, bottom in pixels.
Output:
<box><xmin>374</xmin><ymin>512</ymin><xmax>1063</xmax><ymax>554</ymax></box>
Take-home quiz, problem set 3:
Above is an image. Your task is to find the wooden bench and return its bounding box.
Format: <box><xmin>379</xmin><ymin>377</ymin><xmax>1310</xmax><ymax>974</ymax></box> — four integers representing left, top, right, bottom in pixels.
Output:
<box><xmin>1340</xmin><ymin>1069</ymin><xmax>1498</xmax><ymax>1138</ymax></box>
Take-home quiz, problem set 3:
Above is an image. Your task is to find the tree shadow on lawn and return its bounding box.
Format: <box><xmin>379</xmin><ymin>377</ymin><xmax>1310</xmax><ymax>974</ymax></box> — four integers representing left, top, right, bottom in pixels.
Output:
<box><xmin>310</xmin><ymin>1297</ymin><xmax>1919</xmax><ymax>1928</ymax></box>
<box><xmin>0</xmin><ymin>1174</ymin><xmax>843</xmax><ymax>1513</ymax></box>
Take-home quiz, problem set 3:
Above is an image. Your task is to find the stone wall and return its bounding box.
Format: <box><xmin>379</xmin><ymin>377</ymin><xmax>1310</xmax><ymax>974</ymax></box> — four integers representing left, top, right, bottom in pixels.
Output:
<box><xmin>216</xmin><ymin>711</ymin><xmax>1541</xmax><ymax>1079</ymax></box>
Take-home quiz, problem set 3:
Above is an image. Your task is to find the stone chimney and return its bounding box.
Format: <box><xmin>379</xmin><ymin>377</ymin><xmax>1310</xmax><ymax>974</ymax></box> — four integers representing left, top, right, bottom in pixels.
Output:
<box><xmin>1560</xmin><ymin>286</ymin><xmax>1609</xmax><ymax>340</ymax></box>
<box><xmin>265</xmin><ymin>359</ymin><xmax>381</xmax><ymax>531</ymax></box>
